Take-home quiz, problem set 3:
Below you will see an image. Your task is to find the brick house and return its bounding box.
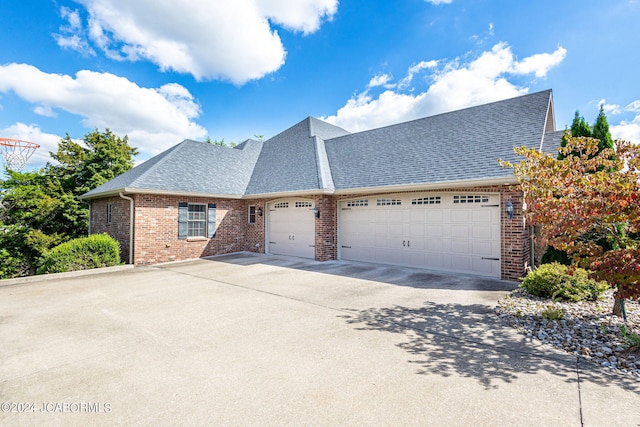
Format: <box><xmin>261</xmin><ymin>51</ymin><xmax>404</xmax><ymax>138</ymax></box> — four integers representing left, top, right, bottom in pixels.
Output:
<box><xmin>80</xmin><ymin>90</ymin><xmax>562</xmax><ymax>280</ymax></box>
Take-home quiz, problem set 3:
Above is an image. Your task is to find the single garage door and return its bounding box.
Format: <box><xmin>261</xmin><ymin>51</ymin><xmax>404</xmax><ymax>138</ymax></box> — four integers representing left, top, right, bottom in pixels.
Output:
<box><xmin>339</xmin><ymin>193</ymin><xmax>501</xmax><ymax>277</ymax></box>
<box><xmin>267</xmin><ymin>198</ymin><xmax>316</xmax><ymax>258</ymax></box>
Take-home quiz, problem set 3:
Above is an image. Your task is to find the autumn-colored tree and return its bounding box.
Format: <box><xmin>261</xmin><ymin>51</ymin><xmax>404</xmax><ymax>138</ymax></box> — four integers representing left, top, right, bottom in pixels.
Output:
<box><xmin>502</xmin><ymin>134</ymin><xmax>640</xmax><ymax>308</ymax></box>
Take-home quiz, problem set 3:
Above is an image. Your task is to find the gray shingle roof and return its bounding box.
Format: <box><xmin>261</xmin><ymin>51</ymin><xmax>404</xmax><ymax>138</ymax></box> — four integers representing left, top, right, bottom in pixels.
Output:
<box><xmin>82</xmin><ymin>139</ymin><xmax>262</xmax><ymax>198</ymax></box>
<box><xmin>541</xmin><ymin>130</ymin><xmax>564</xmax><ymax>155</ymax></box>
<box><xmin>82</xmin><ymin>90</ymin><xmax>555</xmax><ymax>199</ymax></box>
<box><xmin>325</xmin><ymin>90</ymin><xmax>554</xmax><ymax>190</ymax></box>
<box><xmin>244</xmin><ymin>117</ymin><xmax>350</xmax><ymax>195</ymax></box>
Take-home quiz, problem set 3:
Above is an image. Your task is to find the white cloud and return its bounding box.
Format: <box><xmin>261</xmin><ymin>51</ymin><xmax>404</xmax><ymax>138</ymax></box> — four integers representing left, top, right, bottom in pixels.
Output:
<box><xmin>511</xmin><ymin>46</ymin><xmax>567</xmax><ymax>78</ymax></box>
<box><xmin>323</xmin><ymin>43</ymin><xmax>567</xmax><ymax>132</ymax></box>
<box><xmin>0</xmin><ymin>123</ymin><xmax>62</xmax><ymax>169</ymax></box>
<box><xmin>599</xmin><ymin>99</ymin><xmax>622</xmax><ymax>115</ymax></box>
<box><xmin>611</xmin><ymin>114</ymin><xmax>640</xmax><ymax>143</ymax></box>
<box><xmin>368</xmin><ymin>74</ymin><xmax>393</xmax><ymax>88</ymax></box>
<box><xmin>53</xmin><ymin>7</ymin><xmax>95</xmax><ymax>56</ymax></box>
<box><xmin>62</xmin><ymin>0</ymin><xmax>337</xmax><ymax>84</ymax></box>
<box><xmin>398</xmin><ymin>60</ymin><xmax>438</xmax><ymax>88</ymax></box>
<box><xmin>625</xmin><ymin>100</ymin><xmax>640</xmax><ymax>112</ymax></box>
<box><xmin>602</xmin><ymin>99</ymin><xmax>640</xmax><ymax>144</ymax></box>
<box><xmin>33</xmin><ymin>105</ymin><xmax>57</xmax><ymax>117</ymax></box>
<box><xmin>425</xmin><ymin>0</ymin><xmax>453</xmax><ymax>4</ymax></box>
<box><xmin>0</xmin><ymin>63</ymin><xmax>207</xmax><ymax>161</ymax></box>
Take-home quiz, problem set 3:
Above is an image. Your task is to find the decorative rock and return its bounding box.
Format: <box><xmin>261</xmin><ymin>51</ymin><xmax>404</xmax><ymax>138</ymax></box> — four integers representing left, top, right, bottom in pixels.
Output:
<box><xmin>496</xmin><ymin>288</ymin><xmax>640</xmax><ymax>376</ymax></box>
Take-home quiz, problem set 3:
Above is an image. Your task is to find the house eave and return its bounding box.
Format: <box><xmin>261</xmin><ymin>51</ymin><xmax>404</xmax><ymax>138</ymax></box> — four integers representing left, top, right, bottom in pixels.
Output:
<box><xmin>332</xmin><ymin>177</ymin><xmax>519</xmax><ymax>196</ymax></box>
<box><xmin>80</xmin><ymin>188</ymin><xmax>244</xmax><ymax>200</ymax></box>
<box><xmin>242</xmin><ymin>188</ymin><xmax>335</xmax><ymax>199</ymax></box>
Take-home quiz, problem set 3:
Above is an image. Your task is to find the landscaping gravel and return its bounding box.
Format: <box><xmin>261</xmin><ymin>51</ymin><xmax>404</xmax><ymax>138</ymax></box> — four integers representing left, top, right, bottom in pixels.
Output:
<box><xmin>496</xmin><ymin>288</ymin><xmax>640</xmax><ymax>377</ymax></box>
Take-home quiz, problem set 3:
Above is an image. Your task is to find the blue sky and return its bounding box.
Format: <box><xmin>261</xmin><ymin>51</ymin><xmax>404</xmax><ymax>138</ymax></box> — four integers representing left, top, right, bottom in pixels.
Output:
<box><xmin>1</xmin><ymin>0</ymin><xmax>639</xmax><ymax>169</ymax></box>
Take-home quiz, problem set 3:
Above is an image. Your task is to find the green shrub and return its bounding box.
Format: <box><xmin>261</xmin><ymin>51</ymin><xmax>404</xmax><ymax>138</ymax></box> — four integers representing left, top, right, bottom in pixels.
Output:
<box><xmin>37</xmin><ymin>234</ymin><xmax>121</xmax><ymax>274</ymax></box>
<box><xmin>521</xmin><ymin>262</ymin><xmax>609</xmax><ymax>302</ymax></box>
<box><xmin>541</xmin><ymin>305</ymin><xmax>565</xmax><ymax>320</ymax></box>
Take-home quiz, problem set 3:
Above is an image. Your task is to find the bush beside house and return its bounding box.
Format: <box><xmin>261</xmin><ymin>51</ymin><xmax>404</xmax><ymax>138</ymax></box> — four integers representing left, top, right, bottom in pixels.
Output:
<box><xmin>37</xmin><ymin>234</ymin><xmax>121</xmax><ymax>274</ymax></box>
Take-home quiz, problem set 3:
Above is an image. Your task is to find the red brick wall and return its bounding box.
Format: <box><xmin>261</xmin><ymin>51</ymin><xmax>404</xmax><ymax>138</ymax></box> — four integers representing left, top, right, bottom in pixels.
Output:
<box><xmin>90</xmin><ymin>196</ymin><xmax>131</xmax><ymax>264</ymax></box>
<box><xmin>500</xmin><ymin>189</ymin><xmax>530</xmax><ymax>281</ymax></box>
<box><xmin>314</xmin><ymin>195</ymin><xmax>337</xmax><ymax>261</ymax></box>
<box><xmin>132</xmin><ymin>195</ymin><xmax>265</xmax><ymax>265</ymax></box>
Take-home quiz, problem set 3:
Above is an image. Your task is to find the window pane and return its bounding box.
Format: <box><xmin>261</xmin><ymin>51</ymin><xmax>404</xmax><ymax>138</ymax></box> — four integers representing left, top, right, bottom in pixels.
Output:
<box><xmin>187</xmin><ymin>204</ymin><xmax>206</xmax><ymax>237</ymax></box>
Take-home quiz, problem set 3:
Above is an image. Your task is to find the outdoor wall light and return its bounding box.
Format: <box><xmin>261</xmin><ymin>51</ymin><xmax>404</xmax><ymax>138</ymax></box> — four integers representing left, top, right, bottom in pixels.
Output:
<box><xmin>256</xmin><ymin>207</ymin><xmax>263</xmax><ymax>216</ymax></box>
<box><xmin>506</xmin><ymin>201</ymin><xmax>514</xmax><ymax>220</ymax></box>
<box><xmin>312</xmin><ymin>207</ymin><xmax>320</xmax><ymax>219</ymax></box>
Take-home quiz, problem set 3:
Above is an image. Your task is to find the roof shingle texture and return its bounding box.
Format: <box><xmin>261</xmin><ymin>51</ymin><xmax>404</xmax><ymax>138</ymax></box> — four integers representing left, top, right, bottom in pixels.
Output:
<box><xmin>82</xmin><ymin>139</ymin><xmax>262</xmax><ymax>197</ymax></box>
<box><xmin>324</xmin><ymin>90</ymin><xmax>553</xmax><ymax>190</ymax></box>
<box><xmin>82</xmin><ymin>90</ymin><xmax>554</xmax><ymax>199</ymax></box>
<box><xmin>244</xmin><ymin>117</ymin><xmax>349</xmax><ymax>195</ymax></box>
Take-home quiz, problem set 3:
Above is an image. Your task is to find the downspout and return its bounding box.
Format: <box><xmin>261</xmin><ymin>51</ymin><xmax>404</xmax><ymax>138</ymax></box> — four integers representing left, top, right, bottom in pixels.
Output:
<box><xmin>79</xmin><ymin>199</ymin><xmax>91</xmax><ymax>235</ymax></box>
<box><xmin>119</xmin><ymin>192</ymin><xmax>134</xmax><ymax>265</ymax></box>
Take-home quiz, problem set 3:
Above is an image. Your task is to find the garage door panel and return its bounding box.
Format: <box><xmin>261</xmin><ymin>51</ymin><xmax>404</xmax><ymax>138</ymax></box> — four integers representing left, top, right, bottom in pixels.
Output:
<box><xmin>388</xmin><ymin>210</ymin><xmax>403</xmax><ymax>222</ymax></box>
<box><xmin>451</xmin><ymin>211</ymin><xmax>469</xmax><ymax>222</ymax></box>
<box><xmin>408</xmin><ymin>222</ymin><xmax>425</xmax><ymax>236</ymax></box>
<box><xmin>339</xmin><ymin>194</ymin><xmax>501</xmax><ymax>278</ymax></box>
<box><xmin>426</xmin><ymin>211</ymin><xmax>443</xmax><ymax>222</ymax></box>
<box><xmin>426</xmin><ymin>225</ymin><xmax>443</xmax><ymax>238</ymax></box>
<box><xmin>388</xmin><ymin>224</ymin><xmax>404</xmax><ymax>236</ymax></box>
<box><xmin>375</xmin><ymin>211</ymin><xmax>388</xmax><ymax>222</ymax></box>
<box><xmin>269</xmin><ymin>199</ymin><xmax>315</xmax><ymax>259</ymax></box>
<box><xmin>472</xmin><ymin>226</ymin><xmax>492</xmax><ymax>239</ymax></box>
<box><xmin>451</xmin><ymin>239</ymin><xmax>470</xmax><ymax>254</ymax></box>
<box><xmin>409</xmin><ymin>210</ymin><xmax>425</xmax><ymax>222</ymax></box>
<box><xmin>451</xmin><ymin>224</ymin><xmax>469</xmax><ymax>238</ymax></box>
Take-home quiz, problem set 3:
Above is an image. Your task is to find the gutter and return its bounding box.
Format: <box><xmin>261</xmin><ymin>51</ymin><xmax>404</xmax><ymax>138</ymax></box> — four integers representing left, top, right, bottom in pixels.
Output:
<box><xmin>119</xmin><ymin>192</ymin><xmax>134</xmax><ymax>265</ymax></box>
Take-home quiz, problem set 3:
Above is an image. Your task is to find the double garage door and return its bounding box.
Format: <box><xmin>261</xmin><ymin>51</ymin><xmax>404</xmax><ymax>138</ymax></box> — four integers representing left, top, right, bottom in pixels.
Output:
<box><xmin>267</xmin><ymin>194</ymin><xmax>501</xmax><ymax>278</ymax></box>
<box><xmin>339</xmin><ymin>193</ymin><xmax>501</xmax><ymax>278</ymax></box>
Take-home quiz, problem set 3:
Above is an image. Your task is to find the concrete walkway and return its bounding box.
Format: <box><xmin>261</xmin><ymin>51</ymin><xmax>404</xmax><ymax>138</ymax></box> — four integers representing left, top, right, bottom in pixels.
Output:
<box><xmin>1</xmin><ymin>253</ymin><xmax>638</xmax><ymax>426</ymax></box>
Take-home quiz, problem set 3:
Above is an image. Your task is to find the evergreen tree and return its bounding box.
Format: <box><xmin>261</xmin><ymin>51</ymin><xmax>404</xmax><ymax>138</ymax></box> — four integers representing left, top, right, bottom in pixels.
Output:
<box><xmin>592</xmin><ymin>105</ymin><xmax>614</xmax><ymax>153</ymax></box>
<box><xmin>558</xmin><ymin>111</ymin><xmax>591</xmax><ymax>159</ymax></box>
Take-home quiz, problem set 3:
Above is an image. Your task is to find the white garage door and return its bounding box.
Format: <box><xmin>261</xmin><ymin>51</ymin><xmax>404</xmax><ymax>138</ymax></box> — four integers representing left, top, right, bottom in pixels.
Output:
<box><xmin>339</xmin><ymin>193</ymin><xmax>501</xmax><ymax>277</ymax></box>
<box><xmin>268</xmin><ymin>198</ymin><xmax>316</xmax><ymax>258</ymax></box>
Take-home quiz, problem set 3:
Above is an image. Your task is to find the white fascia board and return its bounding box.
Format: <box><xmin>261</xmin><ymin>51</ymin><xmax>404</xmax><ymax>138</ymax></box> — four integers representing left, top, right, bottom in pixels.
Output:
<box><xmin>80</xmin><ymin>188</ymin><xmax>244</xmax><ymax>200</ymax></box>
<box><xmin>242</xmin><ymin>188</ymin><xmax>334</xmax><ymax>199</ymax></box>
<box><xmin>332</xmin><ymin>177</ymin><xmax>519</xmax><ymax>196</ymax></box>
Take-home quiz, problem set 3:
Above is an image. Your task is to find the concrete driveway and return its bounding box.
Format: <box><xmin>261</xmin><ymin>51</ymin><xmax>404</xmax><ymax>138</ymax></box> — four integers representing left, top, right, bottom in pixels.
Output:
<box><xmin>1</xmin><ymin>253</ymin><xmax>638</xmax><ymax>426</ymax></box>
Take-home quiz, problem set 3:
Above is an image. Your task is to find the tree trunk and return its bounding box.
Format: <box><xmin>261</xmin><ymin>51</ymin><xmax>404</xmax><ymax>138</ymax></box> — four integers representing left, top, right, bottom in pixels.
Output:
<box><xmin>613</xmin><ymin>298</ymin><xmax>623</xmax><ymax>317</ymax></box>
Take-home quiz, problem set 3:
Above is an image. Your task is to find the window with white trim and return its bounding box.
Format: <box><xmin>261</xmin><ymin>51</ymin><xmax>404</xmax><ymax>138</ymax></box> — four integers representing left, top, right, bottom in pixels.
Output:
<box><xmin>273</xmin><ymin>202</ymin><xmax>289</xmax><ymax>209</ymax></box>
<box><xmin>346</xmin><ymin>199</ymin><xmax>368</xmax><ymax>207</ymax></box>
<box><xmin>411</xmin><ymin>196</ymin><xmax>441</xmax><ymax>205</ymax></box>
<box><xmin>453</xmin><ymin>195</ymin><xmax>489</xmax><ymax>204</ymax></box>
<box><xmin>377</xmin><ymin>198</ymin><xmax>402</xmax><ymax>206</ymax></box>
<box><xmin>187</xmin><ymin>204</ymin><xmax>206</xmax><ymax>237</ymax></box>
<box><xmin>295</xmin><ymin>201</ymin><xmax>312</xmax><ymax>208</ymax></box>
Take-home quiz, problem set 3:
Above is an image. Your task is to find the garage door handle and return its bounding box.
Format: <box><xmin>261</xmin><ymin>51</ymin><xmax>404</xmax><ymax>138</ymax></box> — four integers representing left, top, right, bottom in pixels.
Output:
<box><xmin>403</xmin><ymin>240</ymin><xmax>410</xmax><ymax>247</ymax></box>
<box><xmin>482</xmin><ymin>204</ymin><xmax>499</xmax><ymax>207</ymax></box>
<box><xmin>481</xmin><ymin>257</ymin><xmax>500</xmax><ymax>261</ymax></box>
<box><xmin>269</xmin><ymin>241</ymin><xmax>276</xmax><ymax>244</ymax></box>
<box><xmin>342</xmin><ymin>245</ymin><xmax>351</xmax><ymax>248</ymax></box>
